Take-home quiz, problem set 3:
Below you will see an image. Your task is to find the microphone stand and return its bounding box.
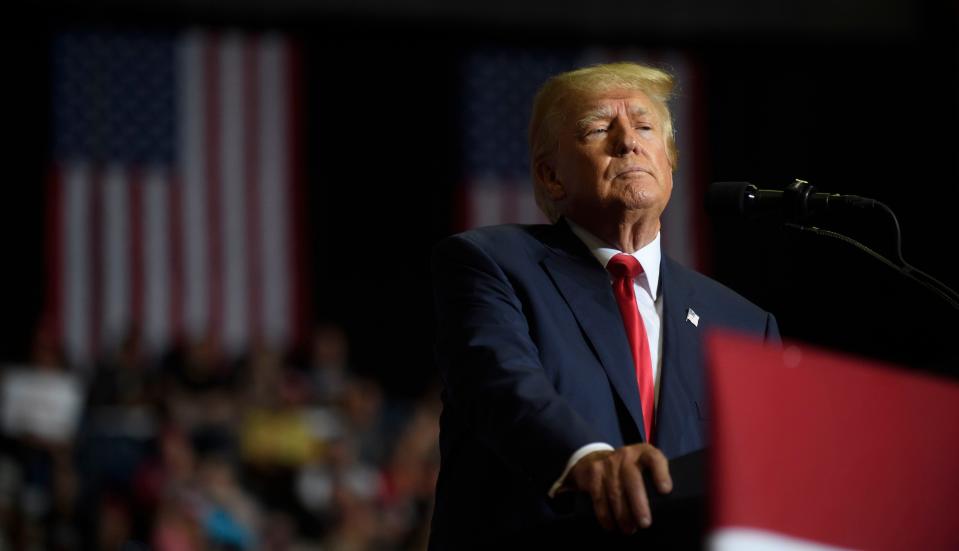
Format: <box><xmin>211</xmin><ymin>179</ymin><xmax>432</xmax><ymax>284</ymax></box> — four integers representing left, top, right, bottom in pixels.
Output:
<box><xmin>782</xmin><ymin>188</ymin><xmax>959</xmax><ymax>312</ymax></box>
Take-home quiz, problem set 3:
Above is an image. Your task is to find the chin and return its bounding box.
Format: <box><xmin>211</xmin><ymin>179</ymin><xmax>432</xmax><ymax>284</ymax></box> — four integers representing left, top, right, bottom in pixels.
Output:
<box><xmin>620</xmin><ymin>189</ymin><xmax>658</xmax><ymax>209</ymax></box>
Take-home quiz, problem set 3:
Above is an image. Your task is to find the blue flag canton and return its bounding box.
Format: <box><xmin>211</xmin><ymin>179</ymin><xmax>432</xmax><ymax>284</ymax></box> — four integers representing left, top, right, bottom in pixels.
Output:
<box><xmin>462</xmin><ymin>50</ymin><xmax>576</xmax><ymax>182</ymax></box>
<box><xmin>52</xmin><ymin>31</ymin><xmax>176</xmax><ymax>165</ymax></box>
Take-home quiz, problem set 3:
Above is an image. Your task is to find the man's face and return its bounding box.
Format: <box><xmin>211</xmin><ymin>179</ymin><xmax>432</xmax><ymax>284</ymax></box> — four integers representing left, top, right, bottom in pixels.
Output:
<box><xmin>543</xmin><ymin>89</ymin><xmax>673</xmax><ymax>225</ymax></box>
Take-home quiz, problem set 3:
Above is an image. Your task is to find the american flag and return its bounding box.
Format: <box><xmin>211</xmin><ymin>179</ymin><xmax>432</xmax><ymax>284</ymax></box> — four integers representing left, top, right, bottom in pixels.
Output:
<box><xmin>459</xmin><ymin>47</ymin><xmax>706</xmax><ymax>271</ymax></box>
<box><xmin>45</xmin><ymin>30</ymin><xmax>306</xmax><ymax>366</ymax></box>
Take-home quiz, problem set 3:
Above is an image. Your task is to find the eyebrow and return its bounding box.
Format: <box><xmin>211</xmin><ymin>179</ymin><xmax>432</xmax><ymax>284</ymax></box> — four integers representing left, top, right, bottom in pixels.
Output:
<box><xmin>574</xmin><ymin>104</ymin><xmax>651</xmax><ymax>133</ymax></box>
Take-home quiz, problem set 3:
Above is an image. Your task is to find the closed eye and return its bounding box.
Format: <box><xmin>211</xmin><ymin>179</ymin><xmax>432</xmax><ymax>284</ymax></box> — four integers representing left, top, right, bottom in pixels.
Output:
<box><xmin>583</xmin><ymin>126</ymin><xmax>609</xmax><ymax>139</ymax></box>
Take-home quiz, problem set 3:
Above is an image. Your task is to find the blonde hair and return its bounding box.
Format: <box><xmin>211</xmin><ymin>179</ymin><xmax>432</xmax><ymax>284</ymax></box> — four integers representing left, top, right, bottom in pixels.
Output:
<box><xmin>528</xmin><ymin>62</ymin><xmax>677</xmax><ymax>222</ymax></box>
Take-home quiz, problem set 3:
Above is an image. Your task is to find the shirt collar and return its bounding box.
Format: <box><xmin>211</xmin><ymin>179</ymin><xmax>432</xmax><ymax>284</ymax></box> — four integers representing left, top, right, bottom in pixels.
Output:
<box><xmin>567</xmin><ymin>219</ymin><xmax>662</xmax><ymax>300</ymax></box>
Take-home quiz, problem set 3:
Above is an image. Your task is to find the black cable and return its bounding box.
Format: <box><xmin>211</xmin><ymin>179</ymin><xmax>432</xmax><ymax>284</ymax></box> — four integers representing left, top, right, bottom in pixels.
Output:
<box><xmin>870</xmin><ymin>200</ymin><xmax>959</xmax><ymax>303</ymax></box>
<box><xmin>785</xmin><ymin>222</ymin><xmax>959</xmax><ymax>312</ymax></box>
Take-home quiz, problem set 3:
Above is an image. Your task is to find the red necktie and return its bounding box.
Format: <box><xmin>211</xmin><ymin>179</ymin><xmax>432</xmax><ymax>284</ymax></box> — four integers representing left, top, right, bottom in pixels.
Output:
<box><xmin>607</xmin><ymin>253</ymin><xmax>655</xmax><ymax>442</ymax></box>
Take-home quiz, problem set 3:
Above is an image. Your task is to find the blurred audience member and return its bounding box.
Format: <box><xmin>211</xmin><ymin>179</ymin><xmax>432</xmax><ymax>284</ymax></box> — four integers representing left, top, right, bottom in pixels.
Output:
<box><xmin>87</xmin><ymin>327</ymin><xmax>158</xmax><ymax>436</ymax></box>
<box><xmin>297</xmin><ymin>432</ymin><xmax>382</xmax><ymax>550</ymax></box>
<box><xmin>378</xmin><ymin>389</ymin><xmax>441</xmax><ymax>549</ymax></box>
<box><xmin>0</xmin><ymin>325</ymin><xmax>81</xmax><ymax>550</ymax></box>
<box><xmin>340</xmin><ymin>378</ymin><xmax>394</xmax><ymax>467</ymax></box>
<box><xmin>162</xmin><ymin>335</ymin><xmax>239</xmax><ymax>433</ymax></box>
<box><xmin>307</xmin><ymin>323</ymin><xmax>352</xmax><ymax>405</ymax></box>
<box><xmin>195</xmin><ymin>451</ymin><xmax>262</xmax><ymax>550</ymax></box>
<box><xmin>240</xmin><ymin>341</ymin><xmax>314</xmax><ymax>468</ymax></box>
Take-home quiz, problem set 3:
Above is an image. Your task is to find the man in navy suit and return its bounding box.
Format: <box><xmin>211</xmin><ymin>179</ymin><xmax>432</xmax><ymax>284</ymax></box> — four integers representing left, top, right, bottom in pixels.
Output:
<box><xmin>429</xmin><ymin>62</ymin><xmax>780</xmax><ymax>548</ymax></box>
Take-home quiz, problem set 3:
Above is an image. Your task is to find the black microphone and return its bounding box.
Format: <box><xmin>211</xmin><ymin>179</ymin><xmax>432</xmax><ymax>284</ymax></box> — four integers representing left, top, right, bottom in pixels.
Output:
<box><xmin>706</xmin><ymin>179</ymin><xmax>959</xmax><ymax>312</ymax></box>
<box><xmin>706</xmin><ymin>179</ymin><xmax>876</xmax><ymax>220</ymax></box>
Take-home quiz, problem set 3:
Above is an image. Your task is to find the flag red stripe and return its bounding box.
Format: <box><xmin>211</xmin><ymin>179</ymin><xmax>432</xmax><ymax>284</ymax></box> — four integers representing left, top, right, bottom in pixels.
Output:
<box><xmin>287</xmin><ymin>39</ymin><xmax>308</xmax><ymax>350</ymax></box>
<box><xmin>204</xmin><ymin>36</ymin><xmax>223</xmax><ymax>348</ymax></box>
<box><xmin>169</xmin><ymin>173</ymin><xmax>184</xmax><ymax>346</ymax></box>
<box><xmin>501</xmin><ymin>182</ymin><xmax>518</xmax><ymax>225</ymax></box>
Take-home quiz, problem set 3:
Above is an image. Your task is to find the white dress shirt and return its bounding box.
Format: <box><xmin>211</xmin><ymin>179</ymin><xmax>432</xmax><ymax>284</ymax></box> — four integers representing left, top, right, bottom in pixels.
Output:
<box><xmin>548</xmin><ymin>221</ymin><xmax>665</xmax><ymax>497</ymax></box>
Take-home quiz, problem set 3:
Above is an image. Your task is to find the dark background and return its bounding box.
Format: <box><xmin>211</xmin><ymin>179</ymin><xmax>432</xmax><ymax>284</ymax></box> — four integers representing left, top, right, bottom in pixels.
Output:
<box><xmin>4</xmin><ymin>0</ymin><xmax>957</xmax><ymax>396</ymax></box>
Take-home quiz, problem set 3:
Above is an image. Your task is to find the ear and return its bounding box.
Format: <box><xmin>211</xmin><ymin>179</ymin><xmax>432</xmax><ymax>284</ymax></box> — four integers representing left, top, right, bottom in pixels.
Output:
<box><xmin>534</xmin><ymin>158</ymin><xmax>566</xmax><ymax>201</ymax></box>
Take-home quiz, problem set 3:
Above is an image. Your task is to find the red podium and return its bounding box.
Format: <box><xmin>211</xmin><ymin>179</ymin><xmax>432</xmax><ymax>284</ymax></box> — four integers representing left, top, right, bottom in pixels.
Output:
<box><xmin>706</xmin><ymin>331</ymin><xmax>959</xmax><ymax>550</ymax></box>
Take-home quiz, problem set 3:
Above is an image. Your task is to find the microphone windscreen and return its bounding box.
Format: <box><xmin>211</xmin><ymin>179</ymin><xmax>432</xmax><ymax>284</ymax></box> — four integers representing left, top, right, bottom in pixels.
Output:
<box><xmin>706</xmin><ymin>181</ymin><xmax>753</xmax><ymax>217</ymax></box>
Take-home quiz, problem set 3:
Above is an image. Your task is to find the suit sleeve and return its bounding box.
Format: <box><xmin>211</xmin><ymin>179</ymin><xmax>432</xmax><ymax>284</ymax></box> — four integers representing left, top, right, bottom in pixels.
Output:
<box><xmin>432</xmin><ymin>234</ymin><xmax>602</xmax><ymax>495</ymax></box>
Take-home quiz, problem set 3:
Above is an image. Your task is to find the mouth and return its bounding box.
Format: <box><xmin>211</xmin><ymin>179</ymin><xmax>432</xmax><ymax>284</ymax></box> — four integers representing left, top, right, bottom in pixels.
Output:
<box><xmin>614</xmin><ymin>167</ymin><xmax>652</xmax><ymax>179</ymax></box>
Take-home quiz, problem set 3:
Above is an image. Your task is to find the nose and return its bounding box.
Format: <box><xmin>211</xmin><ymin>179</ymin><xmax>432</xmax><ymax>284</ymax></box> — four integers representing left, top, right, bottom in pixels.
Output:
<box><xmin>613</xmin><ymin>124</ymin><xmax>640</xmax><ymax>157</ymax></box>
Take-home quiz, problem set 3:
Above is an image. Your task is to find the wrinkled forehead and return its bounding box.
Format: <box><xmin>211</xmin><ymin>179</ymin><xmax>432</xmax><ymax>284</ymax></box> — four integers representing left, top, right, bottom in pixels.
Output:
<box><xmin>562</xmin><ymin>88</ymin><xmax>662</xmax><ymax>126</ymax></box>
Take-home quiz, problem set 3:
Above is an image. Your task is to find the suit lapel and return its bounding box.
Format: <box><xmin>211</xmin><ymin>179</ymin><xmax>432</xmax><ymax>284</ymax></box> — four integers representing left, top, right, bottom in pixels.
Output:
<box><xmin>655</xmin><ymin>257</ymin><xmax>702</xmax><ymax>457</ymax></box>
<box><xmin>539</xmin><ymin>221</ymin><xmax>648</xmax><ymax>441</ymax></box>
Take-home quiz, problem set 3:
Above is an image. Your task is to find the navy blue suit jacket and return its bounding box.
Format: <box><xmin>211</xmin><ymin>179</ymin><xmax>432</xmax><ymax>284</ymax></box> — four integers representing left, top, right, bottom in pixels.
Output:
<box><xmin>428</xmin><ymin>220</ymin><xmax>779</xmax><ymax>548</ymax></box>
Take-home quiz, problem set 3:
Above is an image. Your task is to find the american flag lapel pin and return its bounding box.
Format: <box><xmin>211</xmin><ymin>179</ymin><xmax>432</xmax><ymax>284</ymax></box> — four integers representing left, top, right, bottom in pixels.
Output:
<box><xmin>686</xmin><ymin>308</ymin><xmax>700</xmax><ymax>327</ymax></box>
